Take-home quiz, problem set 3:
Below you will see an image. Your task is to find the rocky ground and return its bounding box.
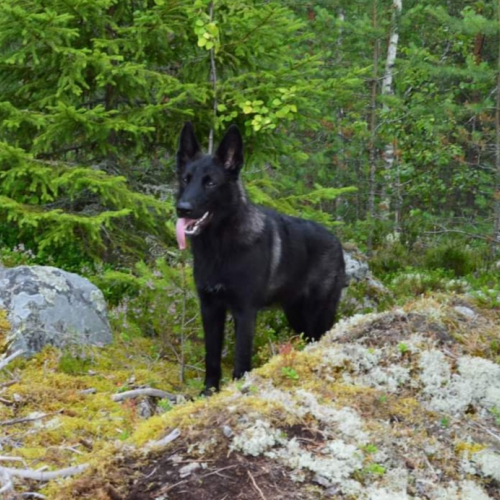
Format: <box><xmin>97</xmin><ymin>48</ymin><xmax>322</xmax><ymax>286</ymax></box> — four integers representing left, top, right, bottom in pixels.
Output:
<box><xmin>28</xmin><ymin>293</ymin><xmax>499</xmax><ymax>500</ymax></box>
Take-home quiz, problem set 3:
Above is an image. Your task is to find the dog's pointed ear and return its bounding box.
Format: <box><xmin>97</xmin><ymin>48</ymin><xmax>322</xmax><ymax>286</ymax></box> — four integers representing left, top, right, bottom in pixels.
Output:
<box><xmin>214</xmin><ymin>125</ymin><xmax>243</xmax><ymax>173</ymax></box>
<box><xmin>177</xmin><ymin>122</ymin><xmax>201</xmax><ymax>170</ymax></box>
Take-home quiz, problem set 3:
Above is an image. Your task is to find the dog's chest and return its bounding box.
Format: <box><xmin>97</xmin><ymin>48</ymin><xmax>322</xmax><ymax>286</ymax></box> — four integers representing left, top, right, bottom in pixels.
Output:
<box><xmin>192</xmin><ymin>253</ymin><xmax>228</xmax><ymax>294</ymax></box>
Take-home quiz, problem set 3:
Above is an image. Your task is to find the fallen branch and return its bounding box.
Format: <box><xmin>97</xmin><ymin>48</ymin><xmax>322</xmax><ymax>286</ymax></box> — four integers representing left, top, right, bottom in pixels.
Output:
<box><xmin>0</xmin><ymin>410</ymin><xmax>62</xmax><ymax>427</ymax></box>
<box><xmin>0</xmin><ymin>456</ymin><xmax>26</xmax><ymax>465</ymax></box>
<box><xmin>0</xmin><ymin>463</ymin><xmax>89</xmax><ymax>481</ymax></box>
<box><xmin>248</xmin><ymin>470</ymin><xmax>267</xmax><ymax>500</ymax></box>
<box><xmin>0</xmin><ymin>467</ymin><xmax>14</xmax><ymax>495</ymax></box>
<box><xmin>0</xmin><ymin>350</ymin><xmax>24</xmax><ymax>371</ymax></box>
<box><xmin>0</xmin><ymin>380</ymin><xmax>17</xmax><ymax>389</ymax></box>
<box><xmin>78</xmin><ymin>388</ymin><xmax>96</xmax><ymax>395</ymax></box>
<box><xmin>146</xmin><ymin>428</ymin><xmax>181</xmax><ymax>450</ymax></box>
<box><xmin>112</xmin><ymin>388</ymin><xmax>176</xmax><ymax>402</ymax></box>
<box><xmin>469</xmin><ymin>422</ymin><xmax>500</xmax><ymax>443</ymax></box>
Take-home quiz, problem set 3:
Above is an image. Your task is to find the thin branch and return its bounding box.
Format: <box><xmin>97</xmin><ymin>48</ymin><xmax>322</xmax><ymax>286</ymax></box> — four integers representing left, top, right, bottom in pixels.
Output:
<box><xmin>208</xmin><ymin>1</ymin><xmax>218</xmax><ymax>154</ymax></box>
<box><xmin>468</xmin><ymin>422</ymin><xmax>500</xmax><ymax>444</ymax></box>
<box><xmin>0</xmin><ymin>410</ymin><xmax>62</xmax><ymax>427</ymax></box>
<box><xmin>247</xmin><ymin>470</ymin><xmax>267</xmax><ymax>500</ymax></box>
<box><xmin>0</xmin><ymin>380</ymin><xmax>17</xmax><ymax>389</ymax></box>
<box><xmin>0</xmin><ymin>463</ymin><xmax>89</xmax><ymax>481</ymax></box>
<box><xmin>0</xmin><ymin>350</ymin><xmax>24</xmax><ymax>371</ymax></box>
<box><xmin>111</xmin><ymin>388</ymin><xmax>176</xmax><ymax>402</ymax></box>
<box><xmin>0</xmin><ymin>456</ymin><xmax>26</xmax><ymax>465</ymax></box>
<box><xmin>423</xmin><ymin>226</ymin><xmax>498</xmax><ymax>244</ymax></box>
<box><xmin>0</xmin><ymin>466</ymin><xmax>14</xmax><ymax>495</ymax></box>
<box><xmin>180</xmin><ymin>257</ymin><xmax>188</xmax><ymax>384</ymax></box>
<box><xmin>146</xmin><ymin>428</ymin><xmax>181</xmax><ymax>450</ymax></box>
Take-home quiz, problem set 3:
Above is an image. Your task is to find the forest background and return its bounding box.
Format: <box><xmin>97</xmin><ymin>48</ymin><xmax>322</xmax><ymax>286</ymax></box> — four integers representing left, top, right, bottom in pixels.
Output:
<box><xmin>1</xmin><ymin>0</ymin><xmax>500</xmax><ymax>387</ymax></box>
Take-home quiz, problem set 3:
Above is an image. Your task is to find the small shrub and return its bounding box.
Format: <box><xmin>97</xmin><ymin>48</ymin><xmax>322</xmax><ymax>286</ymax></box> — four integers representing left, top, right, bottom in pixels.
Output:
<box><xmin>471</xmin><ymin>286</ymin><xmax>500</xmax><ymax>309</ymax></box>
<box><xmin>0</xmin><ymin>243</ymin><xmax>37</xmax><ymax>267</ymax></box>
<box><xmin>389</xmin><ymin>269</ymin><xmax>468</xmax><ymax>299</ymax></box>
<box><xmin>370</xmin><ymin>241</ymin><xmax>410</xmax><ymax>276</ymax></box>
<box><xmin>424</xmin><ymin>242</ymin><xmax>478</xmax><ymax>277</ymax></box>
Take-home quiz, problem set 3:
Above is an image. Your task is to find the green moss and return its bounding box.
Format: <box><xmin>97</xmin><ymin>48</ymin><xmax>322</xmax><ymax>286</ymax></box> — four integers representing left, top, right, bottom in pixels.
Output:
<box><xmin>0</xmin><ymin>335</ymin><xmax>188</xmax><ymax>498</ymax></box>
<box><xmin>0</xmin><ymin>308</ymin><xmax>11</xmax><ymax>352</ymax></box>
<box><xmin>58</xmin><ymin>352</ymin><xmax>93</xmax><ymax>375</ymax></box>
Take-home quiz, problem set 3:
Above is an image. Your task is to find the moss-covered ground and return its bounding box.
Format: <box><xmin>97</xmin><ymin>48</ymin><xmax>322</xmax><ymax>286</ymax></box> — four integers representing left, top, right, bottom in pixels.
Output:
<box><xmin>1</xmin><ymin>294</ymin><xmax>500</xmax><ymax>499</ymax></box>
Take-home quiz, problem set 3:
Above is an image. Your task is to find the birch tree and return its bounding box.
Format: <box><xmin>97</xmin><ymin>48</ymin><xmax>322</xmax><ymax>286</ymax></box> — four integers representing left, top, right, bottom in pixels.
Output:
<box><xmin>379</xmin><ymin>0</ymin><xmax>402</xmax><ymax>223</ymax></box>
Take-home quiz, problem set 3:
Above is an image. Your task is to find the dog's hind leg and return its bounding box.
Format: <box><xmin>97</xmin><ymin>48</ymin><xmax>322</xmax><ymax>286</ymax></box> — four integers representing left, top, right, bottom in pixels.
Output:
<box><xmin>284</xmin><ymin>300</ymin><xmax>308</xmax><ymax>336</ymax></box>
<box><xmin>200</xmin><ymin>293</ymin><xmax>227</xmax><ymax>394</ymax></box>
<box><xmin>304</xmin><ymin>282</ymin><xmax>343</xmax><ymax>341</ymax></box>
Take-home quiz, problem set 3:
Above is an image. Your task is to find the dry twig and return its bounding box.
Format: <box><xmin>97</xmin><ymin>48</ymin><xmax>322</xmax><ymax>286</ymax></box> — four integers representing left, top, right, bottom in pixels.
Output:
<box><xmin>0</xmin><ymin>410</ymin><xmax>62</xmax><ymax>427</ymax></box>
<box><xmin>0</xmin><ymin>350</ymin><xmax>24</xmax><ymax>371</ymax></box>
<box><xmin>0</xmin><ymin>463</ymin><xmax>89</xmax><ymax>481</ymax></box>
<box><xmin>146</xmin><ymin>428</ymin><xmax>181</xmax><ymax>450</ymax></box>
<box><xmin>112</xmin><ymin>388</ymin><xmax>176</xmax><ymax>402</ymax></box>
<box><xmin>247</xmin><ymin>470</ymin><xmax>267</xmax><ymax>500</ymax></box>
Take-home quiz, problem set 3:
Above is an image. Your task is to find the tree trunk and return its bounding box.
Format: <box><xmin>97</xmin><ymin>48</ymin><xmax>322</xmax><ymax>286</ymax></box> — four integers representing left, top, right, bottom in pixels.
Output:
<box><xmin>367</xmin><ymin>0</ymin><xmax>380</xmax><ymax>255</ymax></box>
<box><xmin>495</xmin><ymin>0</ymin><xmax>500</xmax><ymax>245</ymax></box>
<box><xmin>335</xmin><ymin>8</ymin><xmax>345</xmax><ymax>220</ymax></box>
<box><xmin>379</xmin><ymin>0</ymin><xmax>402</xmax><ymax>222</ymax></box>
<box><xmin>208</xmin><ymin>1</ymin><xmax>217</xmax><ymax>154</ymax></box>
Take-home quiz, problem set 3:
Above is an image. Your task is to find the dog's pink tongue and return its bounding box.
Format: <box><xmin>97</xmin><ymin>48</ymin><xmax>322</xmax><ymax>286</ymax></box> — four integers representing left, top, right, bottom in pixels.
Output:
<box><xmin>176</xmin><ymin>218</ymin><xmax>188</xmax><ymax>250</ymax></box>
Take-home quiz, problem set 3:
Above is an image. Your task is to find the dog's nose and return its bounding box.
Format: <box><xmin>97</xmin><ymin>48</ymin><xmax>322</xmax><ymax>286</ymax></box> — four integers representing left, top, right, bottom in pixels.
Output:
<box><xmin>176</xmin><ymin>201</ymin><xmax>193</xmax><ymax>218</ymax></box>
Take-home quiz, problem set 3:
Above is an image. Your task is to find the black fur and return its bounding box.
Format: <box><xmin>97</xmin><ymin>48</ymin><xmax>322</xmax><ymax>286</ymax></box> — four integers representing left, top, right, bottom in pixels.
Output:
<box><xmin>176</xmin><ymin>123</ymin><xmax>346</xmax><ymax>393</ymax></box>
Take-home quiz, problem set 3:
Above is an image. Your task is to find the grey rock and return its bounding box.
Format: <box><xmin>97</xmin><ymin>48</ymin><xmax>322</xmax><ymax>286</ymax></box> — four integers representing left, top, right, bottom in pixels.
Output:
<box><xmin>341</xmin><ymin>250</ymin><xmax>393</xmax><ymax>315</ymax></box>
<box><xmin>344</xmin><ymin>251</ymin><xmax>370</xmax><ymax>284</ymax></box>
<box><xmin>222</xmin><ymin>425</ymin><xmax>233</xmax><ymax>438</ymax></box>
<box><xmin>179</xmin><ymin>462</ymin><xmax>201</xmax><ymax>478</ymax></box>
<box><xmin>454</xmin><ymin>305</ymin><xmax>476</xmax><ymax>319</ymax></box>
<box><xmin>0</xmin><ymin>265</ymin><xmax>112</xmax><ymax>357</ymax></box>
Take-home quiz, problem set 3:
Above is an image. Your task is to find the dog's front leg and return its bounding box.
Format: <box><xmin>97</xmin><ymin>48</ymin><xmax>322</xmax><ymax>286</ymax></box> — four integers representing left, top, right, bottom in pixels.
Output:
<box><xmin>232</xmin><ymin>308</ymin><xmax>257</xmax><ymax>380</ymax></box>
<box><xmin>200</xmin><ymin>294</ymin><xmax>226</xmax><ymax>394</ymax></box>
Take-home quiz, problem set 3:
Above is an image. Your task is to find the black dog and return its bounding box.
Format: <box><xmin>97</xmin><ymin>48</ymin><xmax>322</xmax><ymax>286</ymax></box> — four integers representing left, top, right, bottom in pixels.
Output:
<box><xmin>175</xmin><ymin>123</ymin><xmax>346</xmax><ymax>393</ymax></box>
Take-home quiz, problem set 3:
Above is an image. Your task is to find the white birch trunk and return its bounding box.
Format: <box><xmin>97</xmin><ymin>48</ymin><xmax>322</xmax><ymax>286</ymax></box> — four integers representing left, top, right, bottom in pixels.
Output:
<box><xmin>367</xmin><ymin>0</ymin><xmax>379</xmax><ymax>254</ymax></box>
<box><xmin>379</xmin><ymin>0</ymin><xmax>402</xmax><ymax>221</ymax></box>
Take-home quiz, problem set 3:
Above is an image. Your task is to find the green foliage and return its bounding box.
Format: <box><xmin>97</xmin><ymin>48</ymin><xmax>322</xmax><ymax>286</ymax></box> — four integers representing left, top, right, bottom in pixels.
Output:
<box><xmin>281</xmin><ymin>366</ymin><xmax>299</xmax><ymax>381</ymax></box>
<box><xmin>471</xmin><ymin>285</ymin><xmax>500</xmax><ymax>309</ymax></box>
<box><xmin>424</xmin><ymin>242</ymin><xmax>479</xmax><ymax>277</ymax></box>
<box><xmin>0</xmin><ymin>0</ymin><xmax>338</xmax><ymax>267</ymax></box>
<box><xmin>389</xmin><ymin>269</ymin><xmax>469</xmax><ymax>299</ymax></box>
<box><xmin>102</xmin><ymin>257</ymin><xmax>200</xmax><ymax>338</ymax></box>
<box><xmin>339</xmin><ymin>279</ymin><xmax>394</xmax><ymax>317</ymax></box>
<box><xmin>370</xmin><ymin>240</ymin><xmax>411</xmax><ymax>276</ymax></box>
<box><xmin>363</xmin><ymin>463</ymin><xmax>386</xmax><ymax>476</ymax></box>
<box><xmin>398</xmin><ymin>343</ymin><xmax>409</xmax><ymax>355</ymax></box>
<box><xmin>0</xmin><ymin>243</ymin><xmax>37</xmax><ymax>267</ymax></box>
<box><xmin>491</xmin><ymin>408</ymin><xmax>500</xmax><ymax>427</ymax></box>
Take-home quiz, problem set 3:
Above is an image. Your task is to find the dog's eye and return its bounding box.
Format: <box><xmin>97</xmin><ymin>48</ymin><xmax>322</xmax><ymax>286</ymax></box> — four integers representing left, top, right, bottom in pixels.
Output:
<box><xmin>204</xmin><ymin>177</ymin><xmax>216</xmax><ymax>188</ymax></box>
<box><xmin>182</xmin><ymin>174</ymin><xmax>191</xmax><ymax>184</ymax></box>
